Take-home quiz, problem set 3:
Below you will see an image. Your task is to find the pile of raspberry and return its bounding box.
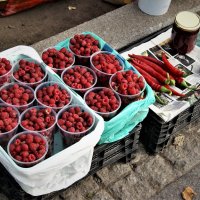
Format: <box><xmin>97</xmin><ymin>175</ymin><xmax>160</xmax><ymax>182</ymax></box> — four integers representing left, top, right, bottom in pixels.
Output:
<box><xmin>21</xmin><ymin>107</ymin><xmax>55</xmax><ymax>131</ymax></box>
<box><xmin>62</xmin><ymin>66</ymin><xmax>96</xmax><ymax>89</ymax></box>
<box><xmin>9</xmin><ymin>133</ymin><xmax>47</xmax><ymax>162</ymax></box>
<box><xmin>42</xmin><ymin>48</ymin><xmax>74</xmax><ymax>69</ymax></box>
<box><xmin>13</xmin><ymin>59</ymin><xmax>45</xmax><ymax>84</ymax></box>
<box><xmin>58</xmin><ymin>106</ymin><xmax>94</xmax><ymax>133</ymax></box>
<box><xmin>0</xmin><ymin>84</ymin><xmax>34</xmax><ymax>106</ymax></box>
<box><xmin>91</xmin><ymin>53</ymin><xmax>123</xmax><ymax>74</ymax></box>
<box><xmin>85</xmin><ymin>88</ymin><xmax>120</xmax><ymax>113</ymax></box>
<box><xmin>36</xmin><ymin>83</ymin><xmax>71</xmax><ymax>108</ymax></box>
<box><xmin>110</xmin><ymin>70</ymin><xmax>145</xmax><ymax>95</ymax></box>
<box><xmin>69</xmin><ymin>34</ymin><xmax>100</xmax><ymax>56</ymax></box>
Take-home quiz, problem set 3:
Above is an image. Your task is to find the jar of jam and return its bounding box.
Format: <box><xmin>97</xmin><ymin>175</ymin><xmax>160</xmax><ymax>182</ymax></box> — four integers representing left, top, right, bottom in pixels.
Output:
<box><xmin>171</xmin><ymin>11</ymin><xmax>200</xmax><ymax>55</ymax></box>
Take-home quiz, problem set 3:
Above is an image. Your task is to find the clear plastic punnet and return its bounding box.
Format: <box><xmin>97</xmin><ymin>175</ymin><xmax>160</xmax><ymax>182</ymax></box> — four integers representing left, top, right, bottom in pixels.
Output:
<box><xmin>61</xmin><ymin>65</ymin><xmax>97</xmax><ymax>95</ymax></box>
<box><xmin>84</xmin><ymin>87</ymin><xmax>121</xmax><ymax>120</ymax></box>
<box><xmin>90</xmin><ymin>51</ymin><xmax>124</xmax><ymax>87</ymax></box>
<box><xmin>57</xmin><ymin>104</ymin><xmax>95</xmax><ymax>146</ymax></box>
<box><xmin>41</xmin><ymin>46</ymin><xmax>75</xmax><ymax>76</ymax></box>
<box><xmin>0</xmin><ymin>82</ymin><xmax>35</xmax><ymax>113</ymax></box>
<box><xmin>34</xmin><ymin>81</ymin><xmax>72</xmax><ymax>112</ymax></box>
<box><xmin>0</xmin><ymin>103</ymin><xmax>20</xmax><ymax>149</ymax></box>
<box><xmin>7</xmin><ymin>131</ymin><xmax>48</xmax><ymax>168</ymax></box>
<box><xmin>12</xmin><ymin>57</ymin><xmax>48</xmax><ymax>89</ymax></box>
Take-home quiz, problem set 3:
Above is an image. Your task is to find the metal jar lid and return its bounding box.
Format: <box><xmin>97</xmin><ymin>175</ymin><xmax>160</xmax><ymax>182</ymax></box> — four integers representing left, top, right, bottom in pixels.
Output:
<box><xmin>175</xmin><ymin>11</ymin><xmax>200</xmax><ymax>32</ymax></box>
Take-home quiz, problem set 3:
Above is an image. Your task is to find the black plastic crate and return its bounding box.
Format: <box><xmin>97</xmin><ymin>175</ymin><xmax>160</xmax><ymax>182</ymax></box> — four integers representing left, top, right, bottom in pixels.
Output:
<box><xmin>140</xmin><ymin>99</ymin><xmax>200</xmax><ymax>153</ymax></box>
<box><xmin>0</xmin><ymin>124</ymin><xmax>141</xmax><ymax>200</ymax></box>
<box><xmin>89</xmin><ymin>124</ymin><xmax>141</xmax><ymax>175</ymax></box>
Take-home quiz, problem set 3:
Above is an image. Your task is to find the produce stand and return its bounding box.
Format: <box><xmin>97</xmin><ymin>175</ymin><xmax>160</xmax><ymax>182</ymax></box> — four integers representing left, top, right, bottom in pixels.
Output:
<box><xmin>121</xmin><ymin>27</ymin><xmax>200</xmax><ymax>154</ymax></box>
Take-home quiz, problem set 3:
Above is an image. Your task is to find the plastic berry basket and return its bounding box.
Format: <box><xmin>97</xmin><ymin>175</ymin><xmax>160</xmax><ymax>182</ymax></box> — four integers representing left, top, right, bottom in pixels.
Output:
<box><xmin>34</xmin><ymin>81</ymin><xmax>72</xmax><ymax>112</ymax></box>
<box><xmin>7</xmin><ymin>131</ymin><xmax>48</xmax><ymax>168</ymax></box>
<box><xmin>41</xmin><ymin>46</ymin><xmax>75</xmax><ymax>76</ymax></box>
<box><xmin>0</xmin><ymin>103</ymin><xmax>20</xmax><ymax>149</ymax></box>
<box><xmin>68</xmin><ymin>33</ymin><xmax>103</xmax><ymax>66</ymax></box>
<box><xmin>20</xmin><ymin>106</ymin><xmax>57</xmax><ymax>147</ymax></box>
<box><xmin>0</xmin><ymin>83</ymin><xmax>35</xmax><ymax>113</ymax></box>
<box><xmin>84</xmin><ymin>87</ymin><xmax>122</xmax><ymax>120</ymax></box>
<box><xmin>61</xmin><ymin>65</ymin><xmax>97</xmax><ymax>95</ymax></box>
<box><xmin>109</xmin><ymin>71</ymin><xmax>146</xmax><ymax>105</ymax></box>
<box><xmin>12</xmin><ymin>58</ymin><xmax>48</xmax><ymax>89</ymax></box>
<box><xmin>90</xmin><ymin>51</ymin><xmax>124</xmax><ymax>87</ymax></box>
<box><xmin>57</xmin><ymin>104</ymin><xmax>96</xmax><ymax>146</ymax></box>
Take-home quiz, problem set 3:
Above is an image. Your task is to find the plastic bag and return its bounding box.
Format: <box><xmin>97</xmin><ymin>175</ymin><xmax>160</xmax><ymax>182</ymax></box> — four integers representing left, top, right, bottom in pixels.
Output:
<box><xmin>0</xmin><ymin>0</ymin><xmax>54</xmax><ymax>16</ymax></box>
<box><xmin>0</xmin><ymin>45</ymin><xmax>104</xmax><ymax>196</ymax></box>
<box><xmin>55</xmin><ymin>32</ymin><xmax>155</xmax><ymax>144</ymax></box>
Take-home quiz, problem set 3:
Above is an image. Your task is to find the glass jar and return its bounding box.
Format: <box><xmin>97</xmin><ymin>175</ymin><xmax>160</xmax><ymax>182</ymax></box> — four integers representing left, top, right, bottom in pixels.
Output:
<box><xmin>171</xmin><ymin>11</ymin><xmax>200</xmax><ymax>55</ymax></box>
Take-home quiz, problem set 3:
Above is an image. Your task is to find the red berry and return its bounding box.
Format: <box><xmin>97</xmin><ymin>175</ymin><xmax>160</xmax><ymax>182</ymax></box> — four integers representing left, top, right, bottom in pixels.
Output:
<box><xmin>21</xmin><ymin>143</ymin><xmax>29</xmax><ymax>151</ymax></box>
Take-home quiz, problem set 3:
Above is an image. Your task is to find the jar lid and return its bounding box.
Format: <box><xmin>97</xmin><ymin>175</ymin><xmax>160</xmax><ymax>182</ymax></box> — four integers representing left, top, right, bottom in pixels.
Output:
<box><xmin>175</xmin><ymin>11</ymin><xmax>200</xmax><ymax>32</ymax></box>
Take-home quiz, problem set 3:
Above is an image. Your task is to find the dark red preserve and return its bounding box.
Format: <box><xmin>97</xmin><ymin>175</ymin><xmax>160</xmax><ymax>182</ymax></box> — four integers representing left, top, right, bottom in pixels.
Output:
<box><xmin>171</xmin><ymin>11</ymin><xmax>200</xmax><ymax>55</ymax></box>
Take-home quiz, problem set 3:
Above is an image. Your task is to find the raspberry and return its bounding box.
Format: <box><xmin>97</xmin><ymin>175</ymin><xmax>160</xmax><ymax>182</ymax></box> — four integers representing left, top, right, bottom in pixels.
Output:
<box><xmin>28</xmin><ymin>154</ymin><xmax>36</xmax><ymax>162</ymax></box>
<box><xmin>21</xmin><ymin>151</ymin><xmax>29</xmax><ymax>158</ymax></box>
<box><xmin>21</xmin><ymin>143</ymin><xmax>29</xmax><ymax>151</ymax></box>
<box><xmin>14</xmin><ymin>139</ymin><xmax>21</xmax><ymax>146</ymax></box>
<box><xmin>29</xmin><ymin>143</ymin><xmax>39</xmax><ymax>152</ymax></box>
